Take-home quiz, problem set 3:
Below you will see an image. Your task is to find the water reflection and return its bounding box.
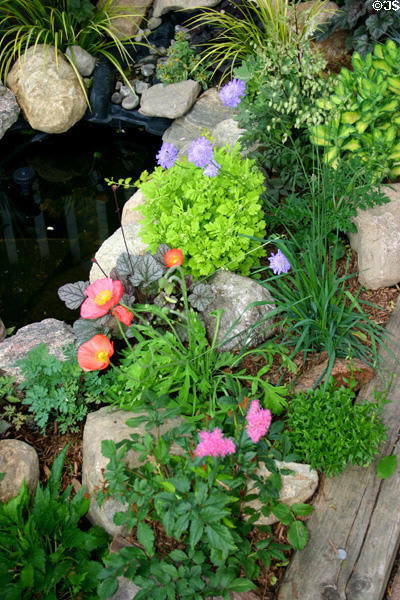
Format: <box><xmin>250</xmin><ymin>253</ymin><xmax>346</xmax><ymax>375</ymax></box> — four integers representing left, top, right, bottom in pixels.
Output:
<box><xmin>0</xmin><ymin>123</ymin><xmax>158</xmax><ymax>329</ymax></box>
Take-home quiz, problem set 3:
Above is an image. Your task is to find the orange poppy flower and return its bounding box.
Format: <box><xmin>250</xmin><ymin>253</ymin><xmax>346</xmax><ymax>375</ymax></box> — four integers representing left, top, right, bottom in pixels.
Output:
<box><xmin>112</xmin><ymin>305</ymin><xmax>133</xmax><ymax>327</ymax></box>
<box><xmin>77</xmin><ymin>334</ymin><xmax>114</xmax><ymax>372</ymax></box>
<box><xmin>81</xmin><ymin>278</ymin><xmax>123</xmax><ymax>319</ymax></box>
<box><xmin>164</xmin><ymin>248</ymin><xmax>184</xmax><ymax>268</ymax></box>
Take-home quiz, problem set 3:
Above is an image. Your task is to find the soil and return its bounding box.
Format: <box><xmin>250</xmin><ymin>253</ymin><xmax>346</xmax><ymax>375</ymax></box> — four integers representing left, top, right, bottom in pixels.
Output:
<box><xmin>1</xmin><ymin>248</ymin><xmax>399</xmax><ymax>599</ymax></box>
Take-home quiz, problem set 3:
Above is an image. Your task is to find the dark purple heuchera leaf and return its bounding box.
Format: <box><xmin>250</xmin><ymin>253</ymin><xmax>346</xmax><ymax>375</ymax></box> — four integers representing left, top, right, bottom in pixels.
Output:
<box><xmin>116</xmin><ymin>252</ymin><xmax>141</xmax><ymax>276</ymax></box>
<box><xmin>58</xmin><ymin>281</ymin><xmax>89</xmax><ymax>310</ymax></box>
<box><xmin>73</xmin><ymin>317</ymin><xmax>108</xmax><ymax>345</ymax></box>
<box><xmin>188</xmin><ymin>283</ymin><xmax>215</xmax><ymax>312</ymax></box>
<box><xmin>348</xmin><ymin>0</ymin><xmax>367</xmax><ymax>25</ymax></box>
<box><xmin>129</xmin><ymin>254</ymin><xmax>165</xmax><ymax>288</ymax></box>
<box><xmin>154</xmin><ymin>244</ymin><xmax>171</xmax><ymax>269</ymax></box>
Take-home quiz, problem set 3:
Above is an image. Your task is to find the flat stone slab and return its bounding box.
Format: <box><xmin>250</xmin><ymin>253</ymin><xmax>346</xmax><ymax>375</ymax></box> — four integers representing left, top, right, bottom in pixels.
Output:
<box><xmin>278</xmin><ymin>295</ymin><xmax>400</xmax><ymax>600</ymax></box>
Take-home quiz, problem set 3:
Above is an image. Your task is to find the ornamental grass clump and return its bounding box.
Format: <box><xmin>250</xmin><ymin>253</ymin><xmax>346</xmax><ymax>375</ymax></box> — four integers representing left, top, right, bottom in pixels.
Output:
<box><xmin>135</xmin><ymin>139</ymin><xmax>266</xmax><ymax>278</ymax></box>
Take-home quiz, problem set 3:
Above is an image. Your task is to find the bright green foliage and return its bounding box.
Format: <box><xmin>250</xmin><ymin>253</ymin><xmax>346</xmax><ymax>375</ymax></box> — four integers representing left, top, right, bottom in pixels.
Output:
<box><xmin>96</xmin><ymin>391</ymin><xmax>309</xmax><ymax>599</ymax></box>
<box><xmin>287</xmin><ymin>380</ymin><xmax>388</xmax><ymax>476</ymax></box>
<box><xmin>136</xmin><ymin>145</ymin><xmax>266</xmax><ymax>278</ymax></box>
<box><xmin>309</xmin><ymin>40</ymin><xmax>400</xmax><ymax>181</ymax></box>
<box><xmin>156</xmin><ymin>31</ymin><xmax>213</xmax><ymax>90</ymax></box>
<box><xmin>0</xmin><ymin>445</ymin><xmax>109</xmax><ymax>599</ymax></box>
<box><xmin>17</xmin><ymin>343</ymin><xmax>109</xmax><ymax>433</ymax></box>
<box><xmin>105</xmin><ymin>301</ymin><xmax>290</xmax><ymax>417</ymax></box>
<box><xmin>377</xmin><ymin>454</ymin><xmax>397</xmax><ymax>479</ymax></box>
<box><xmin>234</xmin><ymin>41</ymin><xmax>332</xmax><ymax>191</ymax></box>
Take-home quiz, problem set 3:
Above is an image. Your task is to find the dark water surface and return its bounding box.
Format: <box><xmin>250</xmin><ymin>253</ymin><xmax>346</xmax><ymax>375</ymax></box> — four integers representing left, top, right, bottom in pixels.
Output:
<box><xmin>0</xmin><ymin>123</ymin><xmax>159</xmax><ymax>330</ymax></box>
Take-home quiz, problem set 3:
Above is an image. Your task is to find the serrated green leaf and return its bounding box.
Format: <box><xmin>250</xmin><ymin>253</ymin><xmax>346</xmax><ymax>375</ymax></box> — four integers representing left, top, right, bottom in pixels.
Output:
<box><xmin>228</xmin><ymin>578</ymin><xmax>257</xmax><ymax>592</ymax></box>
<box><xmin>288</xmin><ymin>521</ymin><xmax>309</xmax><ymax>550</ymax></box>
<box><xmin>291</xmin><ymin>503</ymin><xmax>314</xmax><ymax>516</ymax></box>
<box><xmin>271</xmin><ymin>503</ymin><xmax>294</xmax><ymax>525</ymax></box>
<box><xmin>137</xmin><ymin>521</ymin><xmax>155</xmax><ymax>556</ymax></box>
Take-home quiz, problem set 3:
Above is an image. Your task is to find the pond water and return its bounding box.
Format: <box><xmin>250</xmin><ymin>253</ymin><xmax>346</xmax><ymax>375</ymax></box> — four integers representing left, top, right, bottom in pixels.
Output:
<box><xmin>0</xmin><ymin>123</ymin><xmax>159</xmax><ymax>330</ymax></box>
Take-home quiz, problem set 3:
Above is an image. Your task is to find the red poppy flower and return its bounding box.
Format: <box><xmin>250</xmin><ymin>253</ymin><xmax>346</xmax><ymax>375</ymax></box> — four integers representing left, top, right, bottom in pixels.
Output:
<box><xmin>112</xmin><ymin>305</ymin><xmax>133</xmax><ymax>327</ymax></box>
<box><xmin>81</xmin><ymin>278</ymin><xmax>123</xmax><ymax>319</ymax></box>
<box><xmin>164</xmin><ymin>248</ymin><xmax>184</xmax><ymax>268</ymax></box>
<box><xmin>77</xmin><ymin>334</ymin><xmax>114</xmax><ymax>372</ymax></box>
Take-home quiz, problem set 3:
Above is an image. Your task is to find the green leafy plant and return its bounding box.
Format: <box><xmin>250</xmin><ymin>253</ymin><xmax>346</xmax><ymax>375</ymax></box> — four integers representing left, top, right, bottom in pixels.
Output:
<box><xmin>234</xmin><ymin>39</ymin><xmax>333</xmax><ymax>191</ymax></box>
<box><xmin>134</xmin><ymin>145</ymin><xmax>266</xmax><ymax>278</ymax></box>
<box><xmin>317</xmin><ymin>0</ymin><xmax>400</xmax><ymax>57</ymax></box>
<box><xmin>104</xmin><ymin>266</ymin><xmax>292</xmax><ymax>416</ymax></box>
<box><xmin>0</xmin><ymin>0</ymin><xmax>143</xmax><ymax>105</ymax></box>
<box><xmin>186</xmin><ymin>0</ymin><xmax>329</xmax><ymax>82</ymax></box>
<box><xmin>286</xmin><ymin>379</ymin><xmax>388</xmax><ymax>476</ymax></box>
<box><xmin>156</xmin><ymin>31</ymin><xmax>213</xmax><ymax>90</ymax></box>
<box><xmin>0</xmin><ymin>375</ymin><xmax>26</xmax><ymax>432</ymax></box>
<box><xmin>310</xmin><ymin>39</ymin><xmax>400</xmax><ymax>181</ymax></box>
<box><xmin>16</xmin><ymin>343</ymin><xmax>107</xmax><ymax>433</ymax></box>
<box><xmin>0</xmin><ymin>444</ymin><xmax>110</xmax><ymax>599</ymax></box>
<box><xmin>96</xmin><ymin>391</ymin><xmax>311</xmax><ymax>599</ymax></box>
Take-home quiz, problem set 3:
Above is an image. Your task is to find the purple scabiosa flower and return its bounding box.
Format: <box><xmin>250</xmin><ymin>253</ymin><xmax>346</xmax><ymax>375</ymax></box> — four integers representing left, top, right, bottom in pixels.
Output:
<box><xmin>194</xmin><ymin>428</ymin><xmax>236</xmax><ymax>458</ymax></box>
<box><xmin>218</xmin><ymin>78</ymin><xmax>246</xmax><ymax>108</ymax></box>
<box><xmin>203</xmin><ymin>160</ymin><xmax>221</xmax><ymax>177</ymax></box>
<box><xmin>268</xmin><ymin>249</ymin><xmax>291</xmax><ymax>275</ymax></box>
<box><xmin>187</xmin><ymin>137</ymin><xmax>214</xmax><ymax>168</ymax></box>
<box><xmin>246</xmin><ymin>399</ymin><xmax>272</xmax><ymax>443</ymax></box>
<box><xmin>156</xmin><ymin>142</ymin><xmax>178</xmax><ymax>169</ymax></box>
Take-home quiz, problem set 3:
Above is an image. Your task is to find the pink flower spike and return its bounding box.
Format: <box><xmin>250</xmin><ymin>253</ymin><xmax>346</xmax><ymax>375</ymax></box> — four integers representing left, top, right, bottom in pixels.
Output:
<box><xmin>246</xmin><ymin>399</ymin><xmax>272</xmax><ymax>443</ymax></box>
<box><xmin>80</xmin><ymin>278</ymin><xmax>123</xmax><ymax>319</ymax></box>
<box><xmin>194</xmin><ymin>428</ymin><xmax>236</xmax><ymax>458</ymax></box>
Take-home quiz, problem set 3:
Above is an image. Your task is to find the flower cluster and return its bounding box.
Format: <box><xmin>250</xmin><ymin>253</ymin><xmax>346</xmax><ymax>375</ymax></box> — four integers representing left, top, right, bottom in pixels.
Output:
<box><xmin>268</xmin><ymin>249</ymin><xmax>291</xmax><ymax>275</ymax></box>
<box><xmin>218</xmin><ymin>78</ymin><xmax>246</xmax><ymax>108</ymax></box>
<box><xmin>195</xmin><ymin>428</ymin><xmax>236</xmax><ymax>458</ymax></box>
<box><xmin>246</xmin><ymin>399</ymin><xmax>272</xmax><ymax>443</ymax></box>
<box><xmin>156</xmin><ymin>142</ymin><xmax>178</xmax><ymax>169</ymax></box>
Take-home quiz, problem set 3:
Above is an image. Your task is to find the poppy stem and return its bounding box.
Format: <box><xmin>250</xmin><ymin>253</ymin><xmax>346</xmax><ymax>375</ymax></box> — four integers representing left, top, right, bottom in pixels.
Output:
<box><xmin>112</xmin><ymin>185</ymin><xmax>134</xmax><ymax>275</ymax></box>
<box><xmin>91</xmin><ymin>257</ymin><xmax>108</xmax><ymax>278</ymax></box>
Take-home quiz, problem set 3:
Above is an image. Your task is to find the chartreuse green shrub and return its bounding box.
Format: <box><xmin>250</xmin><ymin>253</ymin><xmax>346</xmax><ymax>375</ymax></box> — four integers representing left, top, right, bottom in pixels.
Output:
<box><xmin>310</xmin><ymin>39</ymin><xmax>400</xmax><ymax>181</ymax></box>
<box><xmin>286</xmin><ymin>380</ymin><xmax>388</xmax><ymax>476</ymax></box>
<box><xmin>0</xmin><ymin>444</ymin><xmax>109</xmax><ymax>599</ymax></box>
<box><xmin>135</xmin><ymin>145</ymin><xmax>266</xmax><ymax>278</ymax></box>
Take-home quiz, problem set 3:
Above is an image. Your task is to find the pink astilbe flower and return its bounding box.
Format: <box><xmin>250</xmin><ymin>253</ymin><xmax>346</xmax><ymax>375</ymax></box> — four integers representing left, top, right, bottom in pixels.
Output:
<box><xmin>194</xmin><ymin>428</ymin><xmax>236</xmax><ymax>458</ymax></box>
<box><xmin>246</xmin><ymin>399</ymin><xmax>272</xmax><ymax>443</ymax></box>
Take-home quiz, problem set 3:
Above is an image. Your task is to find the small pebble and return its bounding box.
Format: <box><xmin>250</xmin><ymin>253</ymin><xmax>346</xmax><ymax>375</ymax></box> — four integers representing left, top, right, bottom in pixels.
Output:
<box><xmin>121</xmin><ymin>92</ymin><xmax>139</xmax><ymax>110</ymax></box>
<box><xmin>336</xmin><ymin>549</ymin><xmax>347</xmax><ymax>560</ymax></box>
<box><xmin>134</xmin><ymin>30</ymin><xmax>143</xmax><ymax>42</ymax></box>
<box><xmin>157</xmin><ymin>57</ymin><xmax>169</xmax><ymax>66</ymax></box>
<box><xmin>135</xmin><ymin>80</ymin><xmax>150</xmax><ymax>94</ymax></box>
<box><xmin>148</xmin><ymin>16</ymin><xmax>162</xmax><ymax>30</ymax></box>
<box><xmin>141</xmin><ymin>64</ymin><xmax>155</xmax><ymax>77</ymax></box>
<box><xmin>119</xmin><ymin>85</ymin><xmax>132</xmax><ymax>98</ymax></box>
<box><xmin>111</xmin><ymin>91</ymin><xmax>122</xmax><ymax>104</ymax></box>
<box><xmin>115</xmin><ymin>81</ymin><xmax>122</xmax><ymax>91</ymax></box>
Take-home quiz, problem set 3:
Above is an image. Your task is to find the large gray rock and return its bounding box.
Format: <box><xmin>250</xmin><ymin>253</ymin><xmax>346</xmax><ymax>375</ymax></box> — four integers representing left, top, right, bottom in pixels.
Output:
<box><xmin>0</xmin><ymin>318</ymin><xmax>75</xmax><ymax>382</ymax></box>
<box><xmin>348</xmin><ymin>184</ymin><xmax>400</xmax><ymax>289</ymax></box>
<box><xmin>0</xmin><ymin>440</ymin><xmax>39</xmax><ymax>502</ymax></box>
<box><xmin>139</xmin><ymin>80</ymin><xmax>201</xmax><ymax>119</ymax></box>
<box><xmin>0</xmin><ymin>85</ymin><xmax>19</xmax><ymax>140</ymax></box>
<box><xmin>213</xmin><ymin>118</ymin><xmax>245</xmax><ymax>149</ymax></box>
<box><xmin>82</xmin><ymin>406</ymin><xmax>183</xmax><ymax>536</ymax></box>
<box><xmin>65</xmin><ymin>45</ymin><xmax>96</xmax><ymax>77</ymax></box>
<box><xmin>97</xmin><ymin>0</ymin><xmax>152</xmax><ymax>38</ymax></box>
<box><xmin>162</xmin><ymin>87</ymin><xmax>237</xmax><ymax>153</ymax></box>
<box><xmin>89</xmin><ymin>224</ymin><xmax>148</xmax><ymax>282</ymax></box>
<box><xmin>121</xmin><ymin>189</ymin><xmax>146</xmax><ymax>226</ymax></box>
<box><xmin>200</xmin><ymin>271</ymin><xmax>276</xmax><ymax>352</ymax></box>
<box><xmin>246</xmin><ymin>461</ymin><xmax>318</xmax><ymax>526</ymax></box>
<box><xmin>153</xmin><ymin>0</ymin><xmax>220</xmax><ymax>18</ymax></box>
<box><xmin>7</xmin><ymin>45</ymin><xmax>87</xmax><ymax>134</ymax></box>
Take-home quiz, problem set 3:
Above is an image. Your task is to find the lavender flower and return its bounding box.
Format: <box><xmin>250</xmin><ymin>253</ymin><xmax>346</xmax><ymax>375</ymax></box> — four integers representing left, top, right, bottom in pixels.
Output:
<box><xmin>187</xmin><ymin>137</ymin><xmax>214</xmax><ymax>168</ymax></box>
<box><xmin>156</xmin><ymin>142</ymin><xmax>178</xmax><ymax>169</ymax></box>
<box><xmin>218</xmin><ymin>78</ymin><xmax>246</xmax><ymax>108</ymax></box>
<box><xmin>268</xmin><ymin>249</ymin><xmax>291</xmax><ymax>275</ymax></box>
<box><xmin>203</xmin><ymin>160</ymin><xmax>221</xmax><ymax>177</ymax></box>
